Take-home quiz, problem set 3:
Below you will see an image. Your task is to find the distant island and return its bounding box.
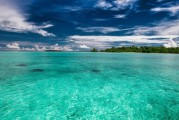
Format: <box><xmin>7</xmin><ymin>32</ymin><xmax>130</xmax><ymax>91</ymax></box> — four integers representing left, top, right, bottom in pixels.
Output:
<box><xmin>91</xmin><ymin>46</ymin><xmax>179</xmax><ymax>54</ymax></box>
<box><xmin>45</xmin><ymin>50</ymin><xmax>62</xmax><ymax>52</ymax></box>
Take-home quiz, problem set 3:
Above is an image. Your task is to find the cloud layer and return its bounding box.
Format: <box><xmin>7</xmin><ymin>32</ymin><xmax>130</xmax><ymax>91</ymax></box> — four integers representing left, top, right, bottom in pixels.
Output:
<box><xmin>6</xmin><ymin>42</ymin><xmax>20</xmax><ymax>50</ymax></box>
<box><xmin>95</xmin><ymin>0</ymin><xmax>138</xmax><ymax>10</ymax></box>
<box><xmin>0</xmin><ymin>0</ymin><xmax>179</xmax><ymax>50</ymax></box>
<box><xmin>151</xmin><ymin>5</ymin><xmax>179</xmax><ymax>15</ymax></box>
<box><xmin>68</xmin><ymin>35</ymin><xmax>178</xmax><ymax>49</ymax></box>
<box><xmin>77</xmin><ymin>27</ymin><xmax>120</xmax><ymax>34</ymax></box>
<box><xmin>132</xmin><ymin>20</ymin><xmax>179</xmax><ymax>36</ymax></box>
<box><xmin>3</xmin><ymin>42</ymin><xmax>73</xmax><ymax>51</ymax></box>
<box><xmin>0</xmin><ymin>0</ymin><xmax>55</xmax><ymax>37</ymax></box>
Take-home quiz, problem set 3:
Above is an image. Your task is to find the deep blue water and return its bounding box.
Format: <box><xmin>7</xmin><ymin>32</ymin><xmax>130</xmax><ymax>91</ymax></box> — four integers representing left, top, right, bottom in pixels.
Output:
<box><xmin>0</xmin><ymin>52</ymin><xmax>179</xmax><ymax>119</ymax></box>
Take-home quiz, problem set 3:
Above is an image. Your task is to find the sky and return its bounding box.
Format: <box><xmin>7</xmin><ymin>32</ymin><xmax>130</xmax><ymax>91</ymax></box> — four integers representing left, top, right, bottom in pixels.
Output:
<box><xmin>0</xmin><ymin>0</ymin><xmax>179</xmax><ymax>51</ymax></box>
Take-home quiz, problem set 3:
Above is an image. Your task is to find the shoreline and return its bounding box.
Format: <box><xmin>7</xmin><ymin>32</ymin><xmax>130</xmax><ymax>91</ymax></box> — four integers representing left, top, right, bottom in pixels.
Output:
<box><xmin>0</xmin><ymin>51</ymin><xmax>179</xmax><ymax>55</ymax></box>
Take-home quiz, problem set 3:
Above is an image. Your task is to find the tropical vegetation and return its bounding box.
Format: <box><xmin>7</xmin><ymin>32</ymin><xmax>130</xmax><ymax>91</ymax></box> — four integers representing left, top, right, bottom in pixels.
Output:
<box><xmin>97</xmin><ymin>46</ymin><xmax>179</xmax><ymax>53</ymax></box>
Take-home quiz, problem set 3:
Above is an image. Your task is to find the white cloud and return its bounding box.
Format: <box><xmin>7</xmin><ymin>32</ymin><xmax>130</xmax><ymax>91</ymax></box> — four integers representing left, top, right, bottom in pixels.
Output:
<box><xmin>163</xmin><ymin>39</ymin><xmax>178</xmax><ymax>48</ymax></box>
<box><xmin>21</xmin><ymin>47</ymin><xmax>35</xmax><ymax>51</ymax></box>
<box><xmin>5</xmin><ymin>43</ymin><xmax>42</xmax><ymax>51</ymax></box>
<box><xmin>68</xmin><ymin>35</ymin><xmax>178</xmax><ymax>49</ymax></box>
<box><xmin>114</xmin><ymin>14</ymin><xmax>126</xmax><ymax>19</ymax></box>
<box><xmin>132</xmin><ymin>20</ymin><xmax>179</xmax><ymax>35</ymax></box>
<box><xmin>112</xmin><ymin>0</ymin><xmax>138</xmax><ymax>10</ymax></box>
<box><xmin>62</xmin><ymin>46</ymin><xmax>73</xmax><ymax>51</ymax></box>
<box><xmin>34</xmin><ymin>44</ymin><xmax>47</xmax><ymax>51</ymax></box>
<box><xmin>79</xmin><ymin>45</ymin><xmax>90</xmax><ymax>49</ymax></box>
<box><xmin>95</xmin><ymin>0</ymin><xmax>112</xmax><ymax>9</ymax></box>
<box><xmin>0</xmin><ymin>41</ymin><xmax>50</xmax><ymax>48</ymax></box>
<box><xmin>49</xmin><ymin>44</ymin><xmax>73</xmax><ymax>51</ymax></box>
<box><xmin>3</xmin><ymin>42</ymin><xmax>73</xmax><ymax>51</ymax></box>
<box><xmin>69</xmin><ymin>35</ymin><xmax>177</xmax><ymax>43</ymax></box>
<box><xmin>49</xmin><ymin>44</ymin><xmax>62</xmax><ymax>51</ymax></box>
<box><xmin>34</xmin><ymin>44</ymin><xmax>73</xmax><ymax>51</ymax></box>
<box><xmin>151</xmin><ymin>5</ymin><xmax>179</xmax><ymax>15</ymax></box>
<box><xmin>0</xmin><ymin>0</ymin><xmax>55</xmax><ymax>37</ymax></box>
<box><xmin>6</xmin><ymin>42</ymin><xmax>20</xmax><ymax>50</ymax></box>
<box><xmin>95</xmin><ymin>0</ymin><xmax>138</xmax><ymax>10</ymax></box>
<box><xmin>77</xmin><ymin>27</ymin><xmax>120</xmax><ymax>34</ymax></box>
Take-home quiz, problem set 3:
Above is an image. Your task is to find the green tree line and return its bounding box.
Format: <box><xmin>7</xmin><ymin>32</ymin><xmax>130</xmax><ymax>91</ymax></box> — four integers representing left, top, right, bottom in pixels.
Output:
<box><xmin>91</xmin><ymin>46</ymin><xmax>179</xmax><ymax>53</ymax></box>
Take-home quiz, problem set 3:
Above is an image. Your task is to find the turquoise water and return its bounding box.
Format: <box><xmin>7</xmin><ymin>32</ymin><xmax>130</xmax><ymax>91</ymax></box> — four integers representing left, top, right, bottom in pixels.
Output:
<box><xmin>0</xmin><ymin>52</ymin><xmax>179</xmax><ymax>120</ymax></box>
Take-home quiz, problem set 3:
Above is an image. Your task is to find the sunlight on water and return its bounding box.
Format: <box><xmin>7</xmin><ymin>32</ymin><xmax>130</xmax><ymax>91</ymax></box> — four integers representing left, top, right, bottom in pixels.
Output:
<box><xmin>0</xmin><ymin>52</ymin><xmax>179</xmax><ymax>119</ymax></box>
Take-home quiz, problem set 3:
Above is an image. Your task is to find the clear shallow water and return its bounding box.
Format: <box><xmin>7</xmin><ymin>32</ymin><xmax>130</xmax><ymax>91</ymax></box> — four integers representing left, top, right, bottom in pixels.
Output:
<box><xmin>0</xmin><ymin>52</ymin><xmax>179</xmax><ymax>120</ymax></box>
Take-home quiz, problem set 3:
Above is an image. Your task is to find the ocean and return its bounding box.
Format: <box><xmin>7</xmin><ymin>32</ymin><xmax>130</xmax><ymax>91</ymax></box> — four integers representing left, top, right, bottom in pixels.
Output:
<box><xmin>0</xmin><ymin>52</ymin><xmax>178</xmax><ymax>119</ymax></box>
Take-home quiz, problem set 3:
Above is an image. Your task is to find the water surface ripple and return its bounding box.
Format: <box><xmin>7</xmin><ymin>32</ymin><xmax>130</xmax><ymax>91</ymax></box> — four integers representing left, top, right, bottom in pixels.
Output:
<box><xmin>0</xmin><ymin>52</ymin><xmax>179</xmax><ymax>119</ymax></box>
